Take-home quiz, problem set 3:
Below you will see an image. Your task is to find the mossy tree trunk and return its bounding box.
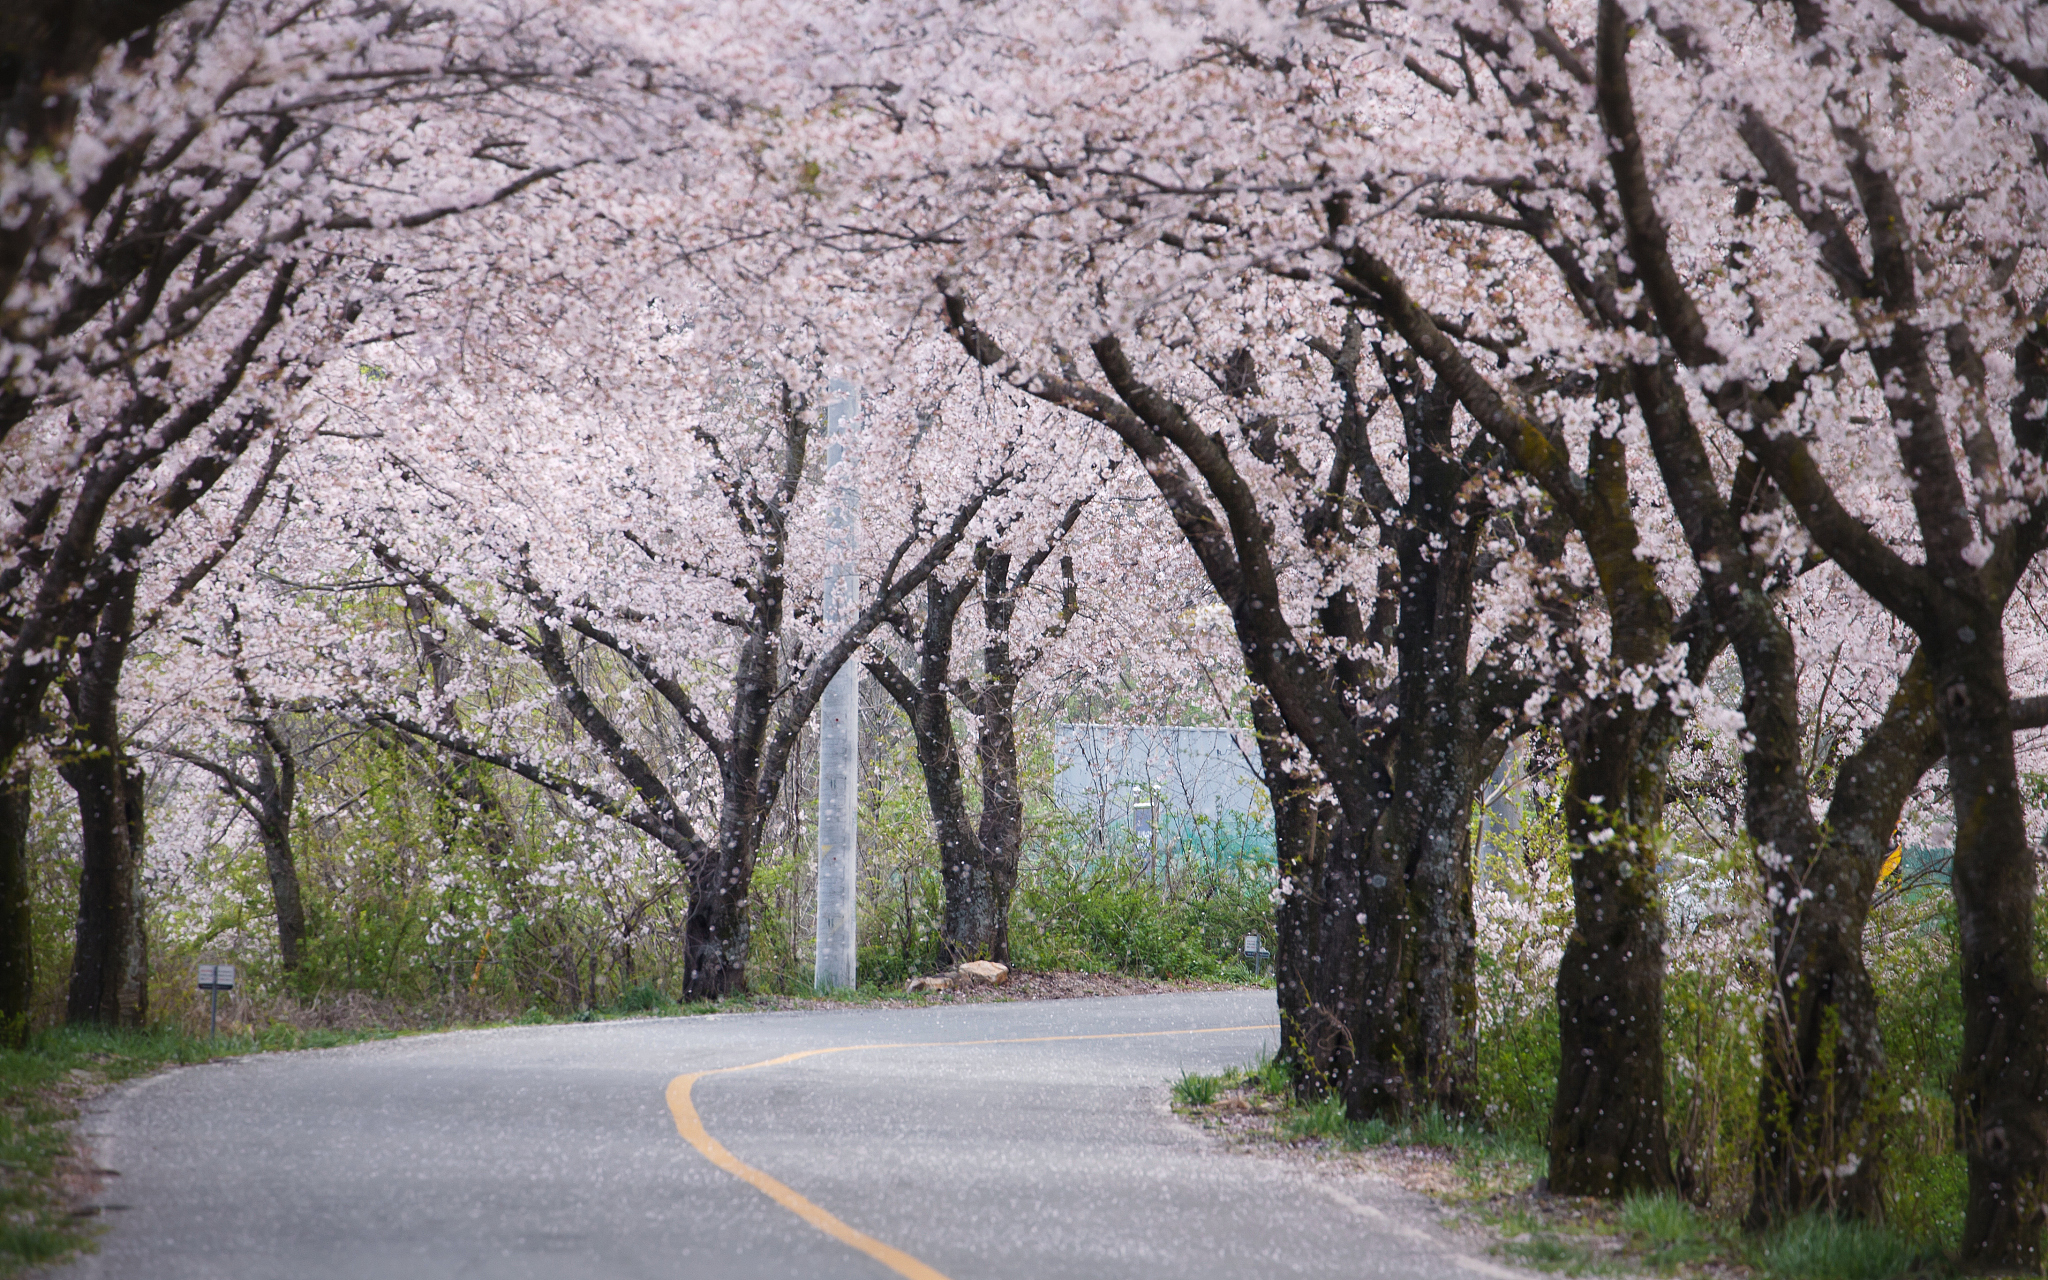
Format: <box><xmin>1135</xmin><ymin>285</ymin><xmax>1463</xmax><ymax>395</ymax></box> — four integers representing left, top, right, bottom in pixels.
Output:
<box><xmin>1357</xmin><ymin>346</ymin><xmax>1505</xmax><ymax>1117</ymax></box>
<box><xmin>0</xmin><ymin>763</ymin><xmax>32</xmax><ymax>1047</ymax></box>
<box><xmin>58</xmin><ymin>570</ymin><xmax>148</xmax><ymax>1028</ymax></box>
<box><xmin>1628</xmin><ymin>350</ymin><xmax>1900</xmax><ymax>1221</ymax></box>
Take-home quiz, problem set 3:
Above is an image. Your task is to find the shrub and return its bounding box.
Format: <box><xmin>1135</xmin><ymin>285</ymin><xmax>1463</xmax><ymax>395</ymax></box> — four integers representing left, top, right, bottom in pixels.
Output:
<box><xmin>1010</xmin><ymin>845</ymin><xmax>1272</xmax><ymax>978</ymax></box>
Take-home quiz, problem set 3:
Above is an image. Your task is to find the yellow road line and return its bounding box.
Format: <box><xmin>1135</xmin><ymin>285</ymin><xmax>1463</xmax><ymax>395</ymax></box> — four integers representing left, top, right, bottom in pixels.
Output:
<box><xmin>665</xmin><ymin>1022</ymin><xmax>1277</xmax><ymax>1280</ymax></box>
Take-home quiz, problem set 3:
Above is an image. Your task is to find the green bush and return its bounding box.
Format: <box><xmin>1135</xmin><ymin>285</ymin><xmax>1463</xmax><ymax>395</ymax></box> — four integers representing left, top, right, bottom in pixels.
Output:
<box><xmin>1010</xmin><ymin>846</ymin><xmax>1272</xmax><ymax>978</ymax></box>
<box><xmin>1474</xmin><ymin>991</ymin><xmax>1558</xmax><ymax>1145</ymax></box>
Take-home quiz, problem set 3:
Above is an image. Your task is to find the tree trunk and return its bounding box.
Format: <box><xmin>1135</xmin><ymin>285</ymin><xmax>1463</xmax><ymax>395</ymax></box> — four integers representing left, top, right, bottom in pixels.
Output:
<box><xmin>258</xmin><ymin>820</ymin><xmax>305</xmax><ymax>975</ymax></box>
<box><xmin>1261</xmin><ymin>695</ymin><xmax>1328</xmax><ymax>1088</ymax></box>
<box><xmin>1348</xmin><ymin>808</ymin><xmax>1420</xmax><ymax>1114</ymax></box>
<box><xmin>931</xmin><ymin>732</ymin><xmax>988</xmax><ymax>964</ymax></box>
<box><xmin>1387</xmin><ymin>713</ymin><xmax>1490</xmax><ymax>1116</ymax></box>
<box><xmin>1362</xmin><ymin>380</ymin><xmax>1495</xmax><ymax>1116</ymax></box>
<box><xmin>251</xmin><ymin>732</ymin><xmax>306</xmax><ymax>975</ymax></box>
<box><xmin>1929</xmin><ymin>619</ymin><xmax>2048</xmax><ymax>1271</ymax></box>
<box><xmin>1510</xmin><ymin>403</ymin><xmax>1681</xmax><ymax>1197</ymax></box>
<box><xmin>969</xmin><ymin>552</ymin><xmax>1027</xmax><ymax>965</ymax></box>
<box><xmin>681</xmin><ymin>850</ymin><xmax>753</xmax><ymax>1001</ymax></box>
<box><xmin>682</xmin><ymin>770</ymin><xmax>764</xmax><ymax>1001</ymax></box>
<box><xmin>1745</xmin><ymin>654</ymin><xmax>1940</xmax><ymax>1226</ymax></box>
<box><xmin>1741</xmin><ymin>665</ymin><xmax>1885</xmax><ymax>1223</ymax></box>
<box><xmin>967</xmin><ymin>778</ymin><xmax>1019</xmax><ymax>959</ymax></box>
<box><xmin>1631</xmin><ymin>357</ymin><xmax>1891</xmax><ymax>1221</ymax></box>
<box><xmin>877</xmin><ymin>633</ymin><xmax>1018</xmax><ymax>966</ymax></box>
<box><xmin>0</xmin><ymin>763</ymin><xmax>32</xmax><ymax>1047</ymax></box>
<box><xmin>60</xmin><ymin>573</ymin><xmax>148</xmax><ymax>1028</ymax></box>
<box><xmin>1547</xmin><ymin>696</ymin><xmax>1676</xmax><ymax>1196</ymax></box>
<box><xmin>62</xmin><ymin>749</ymin><xmax>148</xmax><ymax>1027</ymax></box>
<box><xmin>871</xmin><ymin>574</ymin><xmax>989</xmax><ymax>963</ymax></box>
<box><xmin>932</xmin><ymin>782</ymin><xmax>992</xmax><ymax>962</ymax></box>
<box><xmin>1256</xmin><ymin>693</ymin><xmax>1378</xmax><ymax>1098</ymax></box>
<box><xmin>876</xmin><ymin>544</ymin><xmax>1058</xmax><ymax>968</ymax></box>
<box><xmin>959</xmin><ymin>708</ymin><xmax>1018</xmax><ymax>964</ymax></box>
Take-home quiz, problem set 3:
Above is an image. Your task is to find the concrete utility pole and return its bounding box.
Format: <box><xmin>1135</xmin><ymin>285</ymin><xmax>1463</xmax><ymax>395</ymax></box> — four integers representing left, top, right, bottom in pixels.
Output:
<box><xmin>813</xmin><ymin>379</ymin><xmax>860</xmax><ymax>991</ymax></box>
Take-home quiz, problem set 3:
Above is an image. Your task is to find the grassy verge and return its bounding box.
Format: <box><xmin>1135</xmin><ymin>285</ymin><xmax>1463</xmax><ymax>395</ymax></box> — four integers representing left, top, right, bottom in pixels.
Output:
<box><xmin>1173</xmin><ymin>1051</ymin><xmax>1543</xmax><ymax>1201</ymax></box>
<box><xmin>1487</xmin><ymin>1193</ymin><xmax>1944</xmax><ymax>1279</ymax></box>
<box><xmin>1170</xmin><ymin>1058</ymin><xmax>1945</xmax><ymax>1280</ymax></box>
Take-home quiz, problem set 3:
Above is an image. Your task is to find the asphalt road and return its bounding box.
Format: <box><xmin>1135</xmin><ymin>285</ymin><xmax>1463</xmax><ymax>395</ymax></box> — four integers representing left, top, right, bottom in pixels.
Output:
<box><xmin>57</xmin><ymin>990</ymin><xmax>1519</xmax><ymax>1279</ymax></box>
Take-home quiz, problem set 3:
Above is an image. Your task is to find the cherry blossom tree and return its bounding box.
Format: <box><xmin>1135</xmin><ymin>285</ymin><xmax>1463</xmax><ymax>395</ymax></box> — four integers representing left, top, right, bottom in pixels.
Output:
<box><xmin>619</xmin><ymin>0</ymin><xmax>2046</xmax><ymax>1231</ymax></box>
<box><xmin>866</xmin><ymin>439</ymin><xmax>1100</xmax><ymax>963</ymax></box>
<box><xmin>149</xmin><ymin>602</ymin><xmax>312</xmax><ymax>976</ymax></box>
<box><xmin>1527</xmin><ymin>1</ymin><xmax>2047</xmax><ymax>1251</ymax></box>
<box><xmin>1</xmin><ymin>1</ymin><xmax>187</xmax><ymax>372</ymax></box>
<box><xmin>0</xmin><ymin>0</ymin><xmax>658</xmax><ymax>1028</ymax></box>
<box><xmin>288</xmin><ymin>268</ymin><xmax>1054</xmax><ymax>995</ymax></box>
<box><xmin>21</xmin><ymin>4</ymin><xmax>2048</xmax><ymax>1260</ymax></box>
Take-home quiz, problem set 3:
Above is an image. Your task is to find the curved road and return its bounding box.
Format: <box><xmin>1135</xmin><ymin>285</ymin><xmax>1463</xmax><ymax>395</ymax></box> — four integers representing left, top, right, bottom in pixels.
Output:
<box><xmin>58</xmin><ymin>991</ymin><xmax>1516</xmax><ymax>1279</ymax></box>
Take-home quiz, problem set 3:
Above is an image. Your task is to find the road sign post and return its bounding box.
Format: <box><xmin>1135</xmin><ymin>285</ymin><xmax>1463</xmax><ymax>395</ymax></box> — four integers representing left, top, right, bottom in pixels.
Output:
<box><xmin>197</xmin><ymin>964</ymin><xmax>236</xmax><ymax>1039</ymax></box>
<box><xmin>1241</xmin><ymin>934</ymin><xmax>1271</xmax><ymax>978</ymax></box>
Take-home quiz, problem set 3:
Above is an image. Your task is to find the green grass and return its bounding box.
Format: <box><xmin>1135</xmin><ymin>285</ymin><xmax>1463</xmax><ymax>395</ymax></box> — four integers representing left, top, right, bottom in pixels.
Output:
<box><xmin>1273</xmin><ymin>1094</ymin><xmax>1539</xmax><ymax>1171</ymax></box>
<box><xmin>1489</xmin><ymin>1192</ymin><xmax>1928</xmax><ymax>1280</ymax></box>
<box><xmin>610</xmin><ymin>983</ymin><xmax>675</xmax><ymax>1014</ymax></box>
<box><xmin>1173</xmin><ymin>1070</ymin><xmax>1221</xmax><ymax>1107</ymax></box>
<box><xmin>1500</xmin><ymin>1229</ymin><xmax>1612</xmax><ymax>1276</ymax></box>
<box><xmin>1489</xmin><ymin>1206</ymin><xmax>1623</xmax><ymax>1278</ymax></box>
<box><xmin>1244</xmin><ymin>1049</ymin><xmax>1290</xmax><ymax>1095</ymax></box>
<box><xmin>1483</xmin><ymin>1196</ymin><xmax>1725</xmax><ymax>1279</ymax></box>
<box><xmin>1280</xmin><ymin>1094</ymin><xmax>1389</xmax><ymax>1145</ymax></box>
<box><xmin>1619</xmin><ymin>1192</ymin><xmax>1721</xmax><ymax>1272</ymax></box>
<box><xmin>1183</xmin><ymin>1059</ymin><xmax>1542</xmax><ymax>1204</ymax></box>
<box><xmin>1754</xmin><ymin>1214</ymin><xmax>1924</xmax><ymax>1280</ymax></box>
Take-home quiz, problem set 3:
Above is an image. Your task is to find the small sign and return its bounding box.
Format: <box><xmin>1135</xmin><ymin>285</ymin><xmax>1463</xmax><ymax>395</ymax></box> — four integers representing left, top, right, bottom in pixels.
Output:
<box><xmin>1242</xmin><ymin>934</ymin><xmax>1271</xmax><ymax>977</ymax></box>
<box><xmin>197</xmin><ymin>965</ymin><xmax>236</xmax><ymax>991</ymax></box>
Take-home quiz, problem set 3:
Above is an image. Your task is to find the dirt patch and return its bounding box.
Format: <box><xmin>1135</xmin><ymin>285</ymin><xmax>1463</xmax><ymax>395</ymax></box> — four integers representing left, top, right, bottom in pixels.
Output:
<box><xmin>1181</xmin><ymin>1081</ymin><xmax>1490</xmax><ymax>1199</ymax></box>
